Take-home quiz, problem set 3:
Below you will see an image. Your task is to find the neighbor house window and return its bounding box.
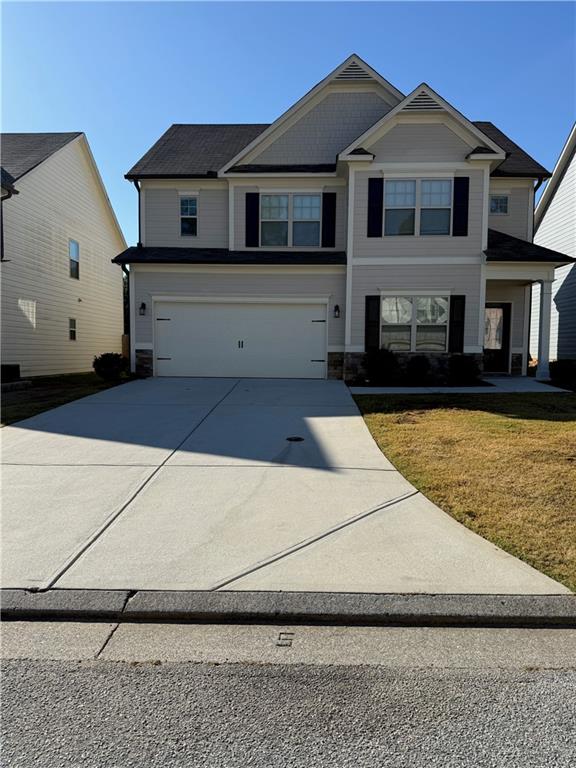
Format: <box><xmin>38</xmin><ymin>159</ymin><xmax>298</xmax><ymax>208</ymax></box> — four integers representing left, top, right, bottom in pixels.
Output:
<box><xmin>490</xmin><ymin>194</ymin><xmax>509</xmax><ymax>214</ymax></box>
<box><xmin>380</xmin><ymin>295</ymin><xmax>449</xmax><ymax>352</ymax></box>
<box><xmin>384</xmin><ymin>179</ymin><xmax>453</xmax><ymax>236</ymax></box>
<box><xmin>260</xmin><ymin>193</ymin><xmax>322</xmax><ymax>247</ymax></box>
<box><xmin>180</xmin><ymin>197</ymin><xmax>197</xmax><ymax>236</ymax></box>
<box><xmin>69</xmin><ymin>318</ymin><xmax>77</xmax><ymax>341</ymax></box>
<box><xmin>69</xmin><ymin>239</ymin><xmax>79</xmax><ymax>279</ymax></box>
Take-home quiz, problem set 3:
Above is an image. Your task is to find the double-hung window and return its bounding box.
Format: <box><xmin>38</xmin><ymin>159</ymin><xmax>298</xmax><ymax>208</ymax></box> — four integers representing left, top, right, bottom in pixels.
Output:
<box><xmin>180</xmin><ymin>197</ymin><xmax>197</xmax><ymax>236</ymax></box>
<box><xmin>260</xmin><ymin>194</ymin><xmax>322</xmax><ymax>247</ymax></box>
<box><xmin>381</xmin><ymin>295</ymin><xmax>449</xmax><ymax>352</ymax></box>
<box><xmin>69</xmin><ymin>318</ymin><xmax>77</xmax><ymax>341</ymax></box>
<box><xmin>69</xmin><ymin>239</ymin><xmax>80</xmax><ymax>279</ymax></box>
<box><xmin>490</xmin><ymin>194</ymin><xmax>508</xmax><ymax>214</ymax></box>
<box><xmin>384</xmin><ymin>179</ymin><xmax>452</xmax><ymax>236</ymax></box>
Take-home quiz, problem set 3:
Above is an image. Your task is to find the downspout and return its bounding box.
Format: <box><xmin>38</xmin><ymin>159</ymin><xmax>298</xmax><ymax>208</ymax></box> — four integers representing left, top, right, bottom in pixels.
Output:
<box><xmin>532</xmin><ymin>176</ymin><xmax>545</xmax><ymax>242</ymax></box>
<box><xmin>121</xmin><ymin>263</ymin><xmax>130</xmax><ymax>337</ymax></box>
<box><xmin>0</xmin><ymin>188</ymin><xmax>15</xmax><ymax>262</ymax></box>
<box><xmin>131</xmin><ymin>178</ymin><xmax>143</xmax><ymax>248</ymax></box>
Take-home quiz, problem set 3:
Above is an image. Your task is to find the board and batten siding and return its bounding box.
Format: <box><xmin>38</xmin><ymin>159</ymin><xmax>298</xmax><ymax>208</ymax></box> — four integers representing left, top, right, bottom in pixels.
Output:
<box><xmin>350</xmin><ymin>263</ymin><xmax>482</xmax><ymax>350</ymax></box>
<box><xmin>1</xmin><ymin>138</ymin><xmax>124</xmax><ymax>377</ymax></box>
<box><xmin>531</xmin><ymin>146</ymin><xmax>576</xmax><ymax>359</ymax></box>
<box><xmin>488</xmin><ymin>180</ymin><xmax>532</xmax><ymax>241</ymax></box>
<box><xmin>248</xmin><ymin>89</ymin><xmax>392</xmax><ymax>165</ymax></box>
<box><xmin>369</xmin><ymin>122</ymin><xmax>473</xmax><ymax>163</ymax></box>
<box><xmin>142</xmin><ymin>183</ymin><xmax>228</xmax><ymax>248</ymax></box>
<box><xmin>353</xmin><ymin>169</ymin><xmax>484</xmax><ymax>257</ymax></box>
<box><xmin>132</xmin><ymin>267</ymin><xmax>346</xmax><ymax>349</ymax></box>
<box><xmin>233</xmin><ymin>181</ymin><xmax>347</xmax><ymax>251</ymax></box>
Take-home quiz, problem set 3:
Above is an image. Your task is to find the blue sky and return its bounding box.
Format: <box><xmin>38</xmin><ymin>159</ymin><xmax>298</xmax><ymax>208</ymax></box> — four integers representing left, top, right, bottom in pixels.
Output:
<box><xmin>2</xmin><ymin>1</ymin><xmax>575</xmax><ymax>245</ymax></box>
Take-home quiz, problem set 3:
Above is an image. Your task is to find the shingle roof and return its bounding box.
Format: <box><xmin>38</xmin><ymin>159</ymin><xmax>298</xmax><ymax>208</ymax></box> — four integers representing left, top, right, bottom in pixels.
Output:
<box><xmin>485</xmin><ymin>229</ymin><xmax>574</xmax><ymax>264</ymax></box>
<box><xmin>0</xmin><ymin>132</ymin><xmax>82</xmax><ymax>180</ymax></box>
<box><xmin>126</xmin><ymin>124</ymin><xmax>269</xmax><ymax>179</ymax></box>
<box><xmin>112</xmin><ymin>246</ymin><xmax>347</xmax><ymax>266</ymax></box>
<box><xmin>228</xmin><ymin>163</ymin><xmax>336</xmax><ymax>174</ymax></box>
<box><xmin>474</xmin><ymin>122</ymin><xmax>551</xmax><ymax>178</ymax></box>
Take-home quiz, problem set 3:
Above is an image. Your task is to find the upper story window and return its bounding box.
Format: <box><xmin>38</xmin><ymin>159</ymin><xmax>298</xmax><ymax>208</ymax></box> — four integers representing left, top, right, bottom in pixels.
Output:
<box><xmin>490</xmin><ymin>194</ymin><xmax>508</xmax><ymax>215</ymax></box>
<box><xmin>69</xmin><ymin>318</ymin><xmax>77</xmax><ymax>341</ymax></box>
<box><xmin>69</xmin><ymin>239</ymin><xmax>79</xmax><ymax>279</ymax></box>
<box><xmin>384</xmin><ymin>179</ymin><xmax>452</xmax><ymax>236</ymax></box>
<box><xmin>260</xmin><ymin>194</ymin><xmax>322</xmax><ymax>247</ymax></box>
<box><xmin>381</xmin><ymin>295</ymin><xmax>449</xmax><ymax>352</ymax></box>
<box><xmin>180</xmin><ymin>197</ymin><xmax>197</xmax><ymax>236</ymax></box>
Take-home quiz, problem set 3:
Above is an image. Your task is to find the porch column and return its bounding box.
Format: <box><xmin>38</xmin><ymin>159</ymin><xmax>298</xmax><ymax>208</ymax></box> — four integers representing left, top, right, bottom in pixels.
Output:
<box><xmin>536</xmin><ymin>280</ymin><xmax>553</xmax><ymax>380</ymax></box>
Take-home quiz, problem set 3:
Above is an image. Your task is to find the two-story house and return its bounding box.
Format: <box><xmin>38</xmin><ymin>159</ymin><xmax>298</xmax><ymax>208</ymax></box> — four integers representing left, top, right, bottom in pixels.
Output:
<box><xmin>1</xmin><ymin>132</ymin><xmax>126</xmax><ymax>378</ymax></box>
<box><xmin>114</xmin><ymin>55</ymin><xmax>573</xmax><ymax>381</ymax></box>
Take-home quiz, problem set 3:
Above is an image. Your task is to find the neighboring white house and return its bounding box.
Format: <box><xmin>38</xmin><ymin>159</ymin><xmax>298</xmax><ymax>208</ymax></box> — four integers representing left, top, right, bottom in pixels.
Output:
<box><xmin>531</xmin><ymin>124</ymin><xmax>576</xmax><ymax>361</ymax></box>
<box><xmin>1</xmin><ymin>132</ymin><xmax>126</xmax><ymax>377</ymax></box>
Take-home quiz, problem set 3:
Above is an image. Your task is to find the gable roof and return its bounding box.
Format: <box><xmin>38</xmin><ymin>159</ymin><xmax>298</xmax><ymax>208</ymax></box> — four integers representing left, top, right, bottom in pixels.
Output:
<box><xmin>0</xmin><ymin>132</ymin><xmax>82</xmax><ymax>181</ymax></box>
<box><xmin>485</xmin><ymin>228</ymin><xmax>574</xmax><ymax>264</ymax></box>
<box><xmin>474</xmin><ymin>122</ymin><xmax>551</xmax><ymax>178</ymax></box>
<box><xmin>126</xmin><ymin>124</ymin><xmax>268</xmax><ymax>179</ymax></box>
<box><xmin>534</xmin><ymin>122</ymin><xmax>576</xmax><ymax>230</ymax></box>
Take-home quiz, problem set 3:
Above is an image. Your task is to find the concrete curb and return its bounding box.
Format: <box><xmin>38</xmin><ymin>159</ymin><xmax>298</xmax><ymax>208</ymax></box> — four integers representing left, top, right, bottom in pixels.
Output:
<box><xmin>2</xmin><ymin>589</ymin><xmax>576</xmax><ymax>627</ymax></box>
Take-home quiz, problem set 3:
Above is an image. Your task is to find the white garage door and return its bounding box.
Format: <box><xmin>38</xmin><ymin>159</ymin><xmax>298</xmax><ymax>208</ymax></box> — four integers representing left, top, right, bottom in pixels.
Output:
<box><xmin>154</xmin><ymin>301</ymin><xmax>328</xmax><ymax>378</ymax></box>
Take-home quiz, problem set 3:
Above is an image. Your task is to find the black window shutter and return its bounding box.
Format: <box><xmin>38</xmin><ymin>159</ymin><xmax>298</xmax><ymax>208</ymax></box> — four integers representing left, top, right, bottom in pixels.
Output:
<box><xmin>448</xmin><ymin>295</ymin><xmax>466</xmax><ymax>352</ymax></box>
<box><xmin>452</xmin><ymin>177</ymin><xmax>469</xmax><ymax>236</ymax></box>
<box><xmin>365</xmin><ymin>295</ymin><xmax>381</xmax><ymax>352</ymax></box>
<box><xmin>321</xmin><ymin>192</ymin><xmax>337</xmax><ymax>247</ymax></box>
<box><xmin>245</xmin><ymin>192</ymin><xmax>259</xmax><ymax>247</ymax></box>
<box><xmin>367</xmin><ymin>178</ymin><xmax>383</xmax><ymax>237</ymax></box>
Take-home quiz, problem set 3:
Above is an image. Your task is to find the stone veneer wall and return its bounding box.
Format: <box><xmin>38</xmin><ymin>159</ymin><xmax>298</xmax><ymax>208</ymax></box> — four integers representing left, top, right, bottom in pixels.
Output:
<box><xmin>135</xmin><ymin>348</ymin><xmax>153</xmax><ymax>377</ymax></box>
<box><xmin>344</xmin><ymin>352</ymin><xmax>484</xmax><ymax>383</ymax></box>
<box><xmin>327</xmin><ymin>352</ymin><xmax>344</xmax><ymax>380</ymax></box>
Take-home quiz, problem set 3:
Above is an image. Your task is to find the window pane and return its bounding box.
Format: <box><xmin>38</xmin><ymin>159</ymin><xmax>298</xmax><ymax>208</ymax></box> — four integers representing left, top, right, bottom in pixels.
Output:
<box><xmin>180</xmin><ymin>198</ymin><xmax>197</xmax><ymax>216</ymax></box>
<box><xmin>484</xmin><ymin>307</ymin><xmax>504</xmax><ymax>349</ymax></box>
<box><xmin>261</xmin><ymin>221</ymin><xmax>288</xmax><ymax>246</ymax></box>
<box><xmin>69</xmin><ymin>240</ymin><xmax>79</xmax><ymax>262</ymax></box>
<box><xmin>69</xmin><ymin>318</ymin><xmax>76</xmax><ymax>341</ymax></box>
<box><xmin>70</xmin><ymin>260</ymin><xmax>79</xmax><ymax>279</ymax></box>
<box><xmin>293</xmin><ymin>194</ymin><xmax>321</xmax><ymax>220</ymax></box>
<box><xmin>293</xmin><ymin>221</ymin><xmax>320</xmax><ymax>246</ymax></box>
<box><xmin>385</xmin><ymin>180</ymin><xmax>416</xmax><ymax>207</ymax></box>
<box><xmin>385</xmin><ymin>208</ymin><xmax>415</xmax><ymax>236</ymax></box>
<box><xmin>416</xmin><ymin>326</ymin><xmax>447</xmax><ymax>351</ymax></box>
<box><xmin>181</xmin><ymin>217</ymin><xmax>197</xmax><ymax>236</ymax></box>
<box><xmin>416</xmin><ymin>296</ymin><xmax>449</xmax><ymax>325</ymax></box>
<box><xmin>420</xmin><ymin>208</ymin><xmax>450</xmax><ymax>235</ymax></box>
<box><xmin>490</xmin><ymin>195</ymin><xmax>508</xmax><ymax>214</ymax></box>
<box><xmin>381</xmin><ymin>296</ymin><xmax>413</xmax><ymax>324</ymax></box>
<box><xmin>381</xmin><ymin>325</ymin><xmax>412</xmax><ymax>351</ymax></box>
<box><xmin>421</xmin><ymin>180</ymin><xmax>451</xmax><ymax>207</ymax></box>
<box><xmin>261</xmin><ymin>195</ymin><xmax>288</xmax><ymax>220</ymax></box>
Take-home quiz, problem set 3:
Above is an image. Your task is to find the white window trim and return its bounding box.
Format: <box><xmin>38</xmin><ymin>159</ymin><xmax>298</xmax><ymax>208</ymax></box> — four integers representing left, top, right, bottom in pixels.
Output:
<box><xmin>384</xmin><ymin>178</ymin><xmax>453</xmax><ymax>237</ymax></box>
<box><xmin>180</xmin><ymin>195</ymin><xmax>198</xmax><ymax>237</ymax></box>
<box><xmin>379</xmin><ymin>294</ymin><xmax>451</xmax><ymax>353</ymax></box>
<box><xmin>260</xmin><ymin>193</ymin><xmax>323</xmax><ymax>248</ymax></box>
<box><xmin>489</xmin><ymin>193</ymin><xmax>509</xmax><ymax>216</ymax></box>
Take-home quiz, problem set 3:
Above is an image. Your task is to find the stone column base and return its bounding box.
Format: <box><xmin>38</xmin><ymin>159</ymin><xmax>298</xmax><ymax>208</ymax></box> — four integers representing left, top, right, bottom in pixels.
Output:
<box><xmin>135</xmin><ymin>349</ymin><xmax>153</xmax><ymax>377</ymax></box>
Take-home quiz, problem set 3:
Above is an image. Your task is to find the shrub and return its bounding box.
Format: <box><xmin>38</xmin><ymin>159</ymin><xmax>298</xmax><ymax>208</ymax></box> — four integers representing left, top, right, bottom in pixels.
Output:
<box><xmin>447</xmin><ymin>354</ymin><xmax>481</xmax><ymax>385</ymax></box>
<box><xmin>550</xmin><ymin>359</ymin><xmax>576</xmax><ymax>390</ymax></box>
<box><xmin>363</xmin><ymin>348</ymin><xmax>402</xmax><ymax>385</ymax></box>
<box><xmin>405</xmin><ymin>355</ymin><xmax>432</xmax><ymax>386</ymax></box>
<box><xmin>93</xmin><ymin>353</ymin><xmax>128</xmax><ymax>382</ymax></box>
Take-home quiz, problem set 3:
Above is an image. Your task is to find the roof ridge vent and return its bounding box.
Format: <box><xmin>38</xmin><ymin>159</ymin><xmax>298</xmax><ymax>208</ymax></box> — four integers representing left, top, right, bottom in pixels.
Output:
<box><xmin>402</xmin><ymin>90</ymin><xmax>443</xmax><ymax>111</ymax></box>
<box><xmin>335</xmin><ymin>60</ymin><xmax>374</xmax><ymax>81</ymax></box>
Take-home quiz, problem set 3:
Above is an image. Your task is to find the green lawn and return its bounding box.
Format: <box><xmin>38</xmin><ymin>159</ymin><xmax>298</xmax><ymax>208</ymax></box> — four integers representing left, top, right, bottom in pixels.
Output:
<box><xmin>1</xmin><ymin>373</ymin><xmax>122</xmax><ymax>425</ymax></box>
<box><xmin>355</xmin><ymin>393</ymin><xmax>576</xmax><ymax>592</ymax></box>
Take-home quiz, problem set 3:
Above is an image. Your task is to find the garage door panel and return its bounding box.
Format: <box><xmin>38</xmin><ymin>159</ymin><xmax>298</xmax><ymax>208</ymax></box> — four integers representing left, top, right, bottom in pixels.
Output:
<box><xmin>154</xmin><ymin>302</ymin><xmax>327</xmax><ymax>379</ymax></box>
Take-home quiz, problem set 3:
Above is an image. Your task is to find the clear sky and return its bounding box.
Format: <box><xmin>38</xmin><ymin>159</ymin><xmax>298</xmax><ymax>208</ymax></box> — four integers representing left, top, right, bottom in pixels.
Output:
<box><xmin>2</xmin><ymin>1</ymin><xmax>575</xmax><ymax>246</ymax></box>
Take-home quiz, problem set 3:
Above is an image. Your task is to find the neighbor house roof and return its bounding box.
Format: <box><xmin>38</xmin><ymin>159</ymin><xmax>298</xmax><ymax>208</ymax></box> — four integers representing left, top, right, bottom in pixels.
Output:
<box><xmin>113</xmin><ymin>246</ymin><xmax>347</xmax><ymax>266</ymax></box>
<box><xmin>534</xmin><ymin>122</ymin><xmax>576</xmax><ymax>231</ymax></box>
<box><xmin>0</xmin><ymin>132</ymin><xmax>82</xmax><ymax>181</ymax></box>
<box><xmin>484</xmin><ymin>229</ymin><xmax>574</xmax><ymax>264</ymax></box>
<box><xmin>474</xmin><ymin>122</ymin><xmax>551</xmax><ymax>178</ymax></box>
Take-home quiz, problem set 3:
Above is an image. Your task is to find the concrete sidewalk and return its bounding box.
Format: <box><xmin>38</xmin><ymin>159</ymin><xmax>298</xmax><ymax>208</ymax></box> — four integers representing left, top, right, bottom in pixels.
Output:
<box><xmin>1</xmin><ymin>378</ymin><xmax>570</xmax><ymax>595</ymax></box>
<box><xmin>350</xmin><ymin>376</ymin><xmax>570</xmax><ymax>395</ymax></box>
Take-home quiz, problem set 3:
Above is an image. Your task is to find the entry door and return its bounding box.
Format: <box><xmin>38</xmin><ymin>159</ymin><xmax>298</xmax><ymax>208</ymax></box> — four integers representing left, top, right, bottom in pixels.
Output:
<box><xmin>154</xmin><ymin>301</ymin><xmax>327</xmax><ymax>378</ymax></box>
<box><xmin>484</xmin><ymin>303</ymin><xmax>511</xmax><ymax>373</ymax></box>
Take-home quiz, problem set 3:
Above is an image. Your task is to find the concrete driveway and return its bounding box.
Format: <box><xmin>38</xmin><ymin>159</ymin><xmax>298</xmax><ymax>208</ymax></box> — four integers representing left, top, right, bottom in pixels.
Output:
<box><xmin>1</xmin><ymin>378</ymin><xmax>569</xmax><ymax>594</ymax></box>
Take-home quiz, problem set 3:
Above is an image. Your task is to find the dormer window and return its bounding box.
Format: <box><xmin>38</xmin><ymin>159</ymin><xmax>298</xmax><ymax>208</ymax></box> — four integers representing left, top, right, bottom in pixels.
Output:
<box><xmin>260</xmin><ymin>194</ymin><xmax>322</xmax><ymax>247</ymax></box>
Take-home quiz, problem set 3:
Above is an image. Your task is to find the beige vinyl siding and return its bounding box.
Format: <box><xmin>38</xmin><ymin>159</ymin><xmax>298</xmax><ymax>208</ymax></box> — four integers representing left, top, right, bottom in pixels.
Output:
<box><xmin>488</xmin><ymin>181</ymin><xmax>532</xmax><ymax>240</ymax></box>
<box><xmin>485</xmin><ymin>281</ymin><xmax>527</xmax><ymax>350</ymax></box>
<box><xmin>350</xmin><ymin>263</ymin><xmax>482</xmax><ymax>349</ymax></box>
<box><xmin>248</xmin><ymin>90</ymin><xmax>392</xmax><ymax>165</ymax></box>
<box><xmin>132</xmin><ymin>266</ymin><xmax>346</xmax><ymax>349</ymax></box>
<box><xmin>1</xmin><ymin>138</ymin><xmax>124</xmax><ymax>377</ymax></box>
<box><xmin>531</xmin><ymin>147</ymin><xmax>576</xmax><ymax>358</ymax></box>
<box><xmin>233</xmin><ymin>181</ymin><xmax>347</xmax><ymax>251</ymax></box>
<box><xmin>143</xmin><ymin>185</ymin><xmax>228</xmax><ymax>248</ymax></box>
<box><xmin>353</xmin><ymin>169</ymin><xmax>484</xmax><ymax>257</ymax></box>
<box><xmin>369</xmin><ymin>123</ymin><xmax>473</xmax><ymax>163</ymax></box>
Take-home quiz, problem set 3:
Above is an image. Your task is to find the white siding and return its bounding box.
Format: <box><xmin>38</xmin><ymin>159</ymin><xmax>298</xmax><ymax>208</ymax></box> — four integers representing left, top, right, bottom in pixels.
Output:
<box><xmin>350</xmin><ymin>263</ymin><xmax>482</xmax><ymax>349</ymax></box>
<box><xmin>249</xmin><ymin>90</ymin><xmax>391</xmax><ymax>165</ymax></box>
<box><xmin>488</xmin><ymin>180</ymin><xmax>532</xmax><ymax>240</ymax></box>
<box><xmin>1</xmin><ymin>138</ymin><xmax>124</xmax><ymax>377</ymax></box>
<box><xmin>531</xmin><ymin>148</ymin><xmax>576</xmax><ymax>358</ymax></box>
<box><xmin>369</xmin><ymin>122</ymin><xmax>472</xmax><ymax>163</ymax></box>
<box><xmin>143</xmin><ymin>185</ymin><xmax>228</xmax><ymax>248</ymax></box>
<box><xmin>132</xmin><ymin>266</ymin><xmax>346</xmax><ymax>349</ymax></box>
